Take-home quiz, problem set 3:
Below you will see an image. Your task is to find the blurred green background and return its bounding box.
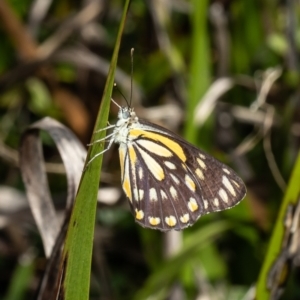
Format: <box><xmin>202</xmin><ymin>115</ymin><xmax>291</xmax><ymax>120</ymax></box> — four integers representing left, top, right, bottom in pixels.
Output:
<box><xmin>0</xmin><ymin>0</ymin><xmax>299</xmax><ymax>299</ymax></box>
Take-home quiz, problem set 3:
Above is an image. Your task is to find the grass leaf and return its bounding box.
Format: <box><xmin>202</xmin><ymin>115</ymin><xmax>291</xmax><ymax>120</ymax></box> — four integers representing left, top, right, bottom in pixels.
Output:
<box><xmin>256</xmin><ymin>151</ymin><xmax>300</xmax><ymax>299</ymax></box>
<box><xmin>60</xmin><ymin>1</ymin><xmax>131</xmax><ymax>299</ymax></box>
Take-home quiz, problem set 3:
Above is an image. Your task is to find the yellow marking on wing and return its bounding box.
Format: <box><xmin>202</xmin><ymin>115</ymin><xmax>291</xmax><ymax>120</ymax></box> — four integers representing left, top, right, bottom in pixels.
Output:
<box><xmin>197</xmin><ymin>158</ymin><xmax>207</xmax><ymax>169</ymax></box>
<box><xmin>119</xmin><ymin>146</ymin><xmax>126</xmax><ymax>181</ymax></box>
<box><xmin>123</xmin><ymin>178</ymin><xmax>131</xmax><ymax>201</ymax></box>
<box><xmin>137</xmin><ymin>140</ymin><xmax>173</xmax><ymax>157</ymax></box>
<box><xmin>149</xmin><ymin>217</ymin><xmax>161</xmax><ymax>226</ymax></box>
<box><xmin>128</xmin><ymin>145</ymin><xmax>139</xmax><ymax>199</ymax></box>
<box><xmin>195</xmin><ymin>168</ymin><xmax>204</xmax><ymax>180</ymax></box>
<box><xmin>135</xmin><ymin>209</ymin><xmax>144</xmax><ymax>220</ymax></box>
<box><xmin>185</xmin><ymin>175</ymin><xmax>196</xmax><ymax>192</ymax></box>
<box><xmin>128</xmin><ymin>145</ymin><xmax>137</xmax><ymax>164</ymax></box>
<box><xmin>165</xmin><ymin>216</ymin><xmax>177</xmax><ymax>227</ymax></box>
<box><xmin>122</xmin><ymin>156</ymin><xmax>132</xmax><ymax>202</ymax></box>
<box><xmin>129</xmin><ymin>129</ymin><xmax>186</xmax><ymax>162</ymax></box>
<box><xmin>188</xmin><ymin>198</ymin><xmax>198</xmax><ymax>212</ymax></box>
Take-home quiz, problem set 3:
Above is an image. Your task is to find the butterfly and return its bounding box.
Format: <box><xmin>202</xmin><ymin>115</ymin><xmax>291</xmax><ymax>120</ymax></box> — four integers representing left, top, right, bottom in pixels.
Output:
<box><xmin>89</xmin><ymin>100</ymin><xmax>246</xmax><ymax>231</ymax></box>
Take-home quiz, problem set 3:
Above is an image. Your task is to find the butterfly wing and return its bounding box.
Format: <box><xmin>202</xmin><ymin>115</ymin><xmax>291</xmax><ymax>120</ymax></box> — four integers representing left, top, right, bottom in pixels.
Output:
<box><xmin>118</xmin><ymin>120</ymin><xmax>246</xmax><ymax>231</ymax></box>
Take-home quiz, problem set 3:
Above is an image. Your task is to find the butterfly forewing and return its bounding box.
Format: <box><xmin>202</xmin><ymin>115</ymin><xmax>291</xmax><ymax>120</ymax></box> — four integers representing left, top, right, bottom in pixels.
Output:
<box><xmin>118</xmin><ymin>119</ymin><xmax>246</xmax><ymax>231</ymax></box>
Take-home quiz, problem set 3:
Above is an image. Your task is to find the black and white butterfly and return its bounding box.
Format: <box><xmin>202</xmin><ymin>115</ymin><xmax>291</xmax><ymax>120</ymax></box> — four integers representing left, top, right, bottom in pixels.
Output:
<box><xmin>89</xmin><ymin>100</ymin><xmax>246</xmax><ymax>231</ymax></box>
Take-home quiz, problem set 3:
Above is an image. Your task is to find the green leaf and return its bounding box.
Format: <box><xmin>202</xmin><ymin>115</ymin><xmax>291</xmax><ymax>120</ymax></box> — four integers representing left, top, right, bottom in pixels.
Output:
<box><xmin>184</xmin><ymin>0</ymin><xmax>211</xmax><ymax>144</ymax></box>
<box><xmin>3</xmin><ymin>258</ymin><xmax>34</xmax><ymax>300</ymax></box>
<box><xmin>256</xmin><ymin>151</ymin><xmax>300</xmax><ymax>299</ymax></box>
<box><xmin>60</xmin><ymin>1</ymin><xmax>131</xmax><ymax>299</ymax></box>
<box><xmin>26</xmin><ymin>78</ymin><xmax>52</xmax><ymax>115</ymax></box>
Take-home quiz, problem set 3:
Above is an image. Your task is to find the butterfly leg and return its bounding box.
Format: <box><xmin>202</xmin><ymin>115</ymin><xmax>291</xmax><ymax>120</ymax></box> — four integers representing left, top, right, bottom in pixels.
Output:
<box><xmin>87</xmin><ymin>132</ymin><xmax>115</xmax><ymax>146</ymax></box>
<box><xmin>85</xmin><ymin>136</ymin><xmax>115</xmax><ymax>169</ymax></box>
<box><xmin>85</xmin><ymin>147</ymin><xmax>110</xmax><ymax>168</ymax></box>
<box><xmin>93</xmin><ymin>124</ymin><xmax>115</xmax><ymax>133</ymax></box>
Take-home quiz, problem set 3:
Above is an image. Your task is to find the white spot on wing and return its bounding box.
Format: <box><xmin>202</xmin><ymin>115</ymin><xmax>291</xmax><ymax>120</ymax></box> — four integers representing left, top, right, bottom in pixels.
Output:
<box><xmin>139</xmin><ymin>167</ymin><xmax>144</xmax><ymax>180</ymax></box>
<box><xmin>197</xmin><ymin>158</ymin><xmax>207</xmax><ymax>169</ymax></box>
<box><xmin>170</xmin><ymin>186</ymin><xmax>178</xmax><ymax>198</ymax></box>
<box><xmin>149</xmin><ymin>216</ymin><xmax>160</xmax><ymax>226</ymax></box>
<box><xmin>231</xmin><ymin>180</ymin><xmax>240</xmax><ymax>188</ymax></box>
<box><xmin>139</xmin><ymin>189</ymin><xmax>144</xmax><ymax>200</ymax></box>
<box><xmin>165</xmin><ymin>215</ymin><xmax>177</xmax><ymax>227</ymax></box>
<box><xmin>218</xmin><ymin>188</ymin><xmax>229</xmax><ymax>203</ymax></box>
<box><xmin>222</xmin><ymin>175</ymin><xmax>236</xmax><ymax>196</ymax></box>
<box><xmin>214</xmin><ymin>198</ymin><xmax>219</xmax><ymax>206</ymax></box>
<box><xmin>223</xmin><ymin>168</ymin><xmax>230</xmax><ymax>175</ymax></box>
<box><xmin>149</xmin><ymin>188</ymin><xmax>158</xmax><ymax>201</ymax></box>
<box><xmin>164</xmin><ymin>161</ymin><xmax>176</xmax><ymax>169</ymax></box>
<box><xmin>161</xmin><ymin>190</ymin><xmax>167</xmax><ymax>200</ymax></box>
<box><xmin>180</xmin><ymin>214</ymin><xmax>190</xmax><ymax>223</ymax></box>
<box><xmin>136</xmin><ymin>147</ymin><xmax>164</xmax><ymax>180</ymax></box>
<box><xmin>171</xmin><ymin>174</ymin><xmax>180</xmax><ymax>184</ymax></box>
<box><xmin>196</xmin><ymin>168</ymin><xmax>205</xmax><ymax>180</ymax></box>
<box><xmin>203</xmin><ymin>199</ymin><xmax>208</xmax><ymax>209</ymax></box>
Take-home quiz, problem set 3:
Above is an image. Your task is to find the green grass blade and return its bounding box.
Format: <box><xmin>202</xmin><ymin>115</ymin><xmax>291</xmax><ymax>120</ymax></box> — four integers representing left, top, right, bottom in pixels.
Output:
<box><xmin>3</xmin><ymin>259</ymin><xmax>34</xmax><ymax>300</ymax></box>
<box><xmin>60</xmin><ymin>1</ymin><xmax>131</xmax><ymax>299</ymax></box>
<box><xmin>256</xmin><ymin>151</ymin><xmax>300</xmax><ymax>299</ymax></box>
<box><xmin>184</xmin><ymin>0</ymin><xmax>211</xmax><ymax>143</ymax></box>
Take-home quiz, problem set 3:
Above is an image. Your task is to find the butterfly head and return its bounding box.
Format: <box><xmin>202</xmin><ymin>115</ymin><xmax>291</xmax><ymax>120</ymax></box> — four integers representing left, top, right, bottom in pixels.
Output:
<box><xmin>113</xmin><ymin>107</ymin><xmax>139</xmax><ymax>145</ymax></box>
<box><xmin>117</xmin><ymin>107</ymin><xmax>138</xmax><ymax>126</ymax></box>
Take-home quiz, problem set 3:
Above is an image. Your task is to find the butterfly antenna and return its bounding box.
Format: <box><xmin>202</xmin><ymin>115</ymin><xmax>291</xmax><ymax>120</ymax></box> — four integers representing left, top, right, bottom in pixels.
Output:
<box><xmin>111</xmin><ymin>97</ymin><xmax>121</xmax><ymax>109</ymax></box>
<box><xmin>130</xmin><ymin>48</ymin><xmax>134</xmax><ymax>107</ymax></box>
<box><xmin>113</xmin><ymin>83</ymin><xmax>129</xmax><ymax>107</ymax></box>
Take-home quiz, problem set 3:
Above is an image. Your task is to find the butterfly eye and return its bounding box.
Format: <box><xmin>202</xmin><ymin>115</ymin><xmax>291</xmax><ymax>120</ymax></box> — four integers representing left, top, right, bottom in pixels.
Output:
<box><xmin>122</xmin><ymin>109</ymin><xmax>130</xmax><ymax>119</ymax></box>
<box><xmin>117</xmin><ymin>107</ymin><xmax>129</xmax><ymax>119</ymax></box>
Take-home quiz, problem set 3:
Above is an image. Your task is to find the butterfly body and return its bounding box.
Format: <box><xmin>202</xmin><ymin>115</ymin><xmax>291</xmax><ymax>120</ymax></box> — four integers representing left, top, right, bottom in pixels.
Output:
<box><xmin>107</xmin><ymin>106</ymin><xmax>246</xmax><ymax>231</ymax></box>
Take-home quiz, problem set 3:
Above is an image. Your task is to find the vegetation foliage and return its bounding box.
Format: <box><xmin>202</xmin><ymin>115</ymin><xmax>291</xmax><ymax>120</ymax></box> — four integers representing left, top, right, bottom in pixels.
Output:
<box><xmin>0</xmin><ymin>0</ymin><xmax>300</xmax><ymax>299</ymax></box>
